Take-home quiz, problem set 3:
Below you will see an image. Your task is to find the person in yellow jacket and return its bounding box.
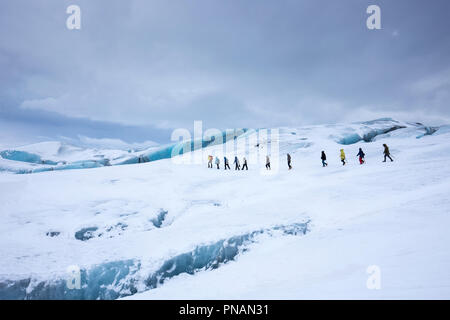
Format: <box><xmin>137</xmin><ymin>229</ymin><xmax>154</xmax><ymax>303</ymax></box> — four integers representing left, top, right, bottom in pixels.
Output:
<box><xmin>340</xmin><ymin>149</ymin><xmax>346</xmax><ymax>166</ymax></box>
<box><xmin>207</xmin><ymin>155</ymin><xmax>213</xmax><ymax>168</ymax></box>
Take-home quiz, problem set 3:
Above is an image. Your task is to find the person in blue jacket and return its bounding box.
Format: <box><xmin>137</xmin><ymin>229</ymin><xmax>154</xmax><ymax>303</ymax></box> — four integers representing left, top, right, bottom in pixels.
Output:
<box><xmin>215</xmin><ymin>156</ymin><xmax>220</xmax><ymax>169</ymax></box>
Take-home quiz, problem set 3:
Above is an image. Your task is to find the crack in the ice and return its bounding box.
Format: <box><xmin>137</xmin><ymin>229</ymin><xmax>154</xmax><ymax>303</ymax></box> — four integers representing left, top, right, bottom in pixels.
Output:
<box><xmin>150</xmin><ymin>209</ymin><xmax>168</xmax><ymax>228</ymax></box>
<box><xmin>0</xmin><ymin>221</ymin><xmax>309</xmax><ymax>300</ymax></box>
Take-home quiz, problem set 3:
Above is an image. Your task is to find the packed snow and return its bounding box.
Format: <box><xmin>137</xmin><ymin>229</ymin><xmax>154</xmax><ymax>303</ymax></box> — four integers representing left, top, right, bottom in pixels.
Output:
<box><xmin>0</xmin><ymin>118</ymin><xmax>449</xmax><ymax>299</ymax></box>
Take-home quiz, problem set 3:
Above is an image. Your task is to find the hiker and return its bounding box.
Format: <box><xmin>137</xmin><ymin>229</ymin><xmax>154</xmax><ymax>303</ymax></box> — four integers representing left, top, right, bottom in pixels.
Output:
<box><xmin>356</xmin><ymin>148</ymin><xmax>365</xmax><ymax>164</ymax></box>
<box><xmin>321</xmin><ymin>151</ymin><xmax>328</xmax><ymax>167</ymax></box>
<box><xmin>287</xmin><ymin>153</ymin><xmax>292</xmax><ymax>170</ymax></box>
<box><xmin>207</xmin><ymin>155</ymin><xmax>213</xmax><ymax>168</ymax></box>
<box><xmin>215</xmin><ymin>156</ymin><xmax>220</xmax><ymax>169</ymax></box>
<box><xmin>265</xmin><ymin>155</ymin><xmax>271</xmax><ymax>170</ymax></box>
<box><xmin>224</xmin><ymin>156</ymin><xmax>231</xmax><ymax>170</ymax></box>
<box><xmin>383</xmin><ymin>144</ymin><xmax>393</xmax><ymax>162</ymax></box>
<box><xmin>340</xmin><ymin>149</ymin><xmax>346</xmax><ymax>165</ymax></box>
<box><xmin>242</xmin><ymin>157</ymin><xmax>248</xmax><ymax>170</ymax></box>
<box><xmin>234</xmin><ymin>156</ymin><xmax>240</xmax><ymax>170</ymax></box>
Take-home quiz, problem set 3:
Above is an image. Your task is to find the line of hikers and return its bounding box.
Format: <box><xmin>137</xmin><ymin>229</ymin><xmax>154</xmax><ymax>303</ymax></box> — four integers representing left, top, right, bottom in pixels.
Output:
<box><xmin>207</xmin><ymin>155</ymin><xmax>271</xmax><ymax>170</ymax></box>
<box><xmin>321</xmin><ymin>144</ymin><xmax>393</xmax><ymax>167</ymax></box>
<box><xmin>208</xmin><ymin>144</ymin><xmax>393</xmax><ymax>170</ymax></box>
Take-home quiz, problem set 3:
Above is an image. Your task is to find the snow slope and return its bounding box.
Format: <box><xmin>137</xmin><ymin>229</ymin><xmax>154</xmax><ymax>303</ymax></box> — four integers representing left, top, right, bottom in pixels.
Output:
<box><xmin>0</xmin><ymin>129</ymin><xmax>247</xmax><ymax>174</ymax></box>
<box><xmin>0</xmin><ymin>119</ymin><xmax>449</xmax><ymax>299</ymax></box>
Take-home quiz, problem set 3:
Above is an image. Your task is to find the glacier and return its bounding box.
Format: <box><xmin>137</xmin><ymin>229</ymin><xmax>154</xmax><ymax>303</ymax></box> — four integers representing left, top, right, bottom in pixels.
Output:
<box><xmin>1</xmin><ymin>118</ymin><xmax>450</xmax><ymax>300</ymax></box>
<box><xmin>0</xmin><ymin>150</ymin><xmax>58</xmax><ymax>165</ymax></box>
<box><xmin>0</xmin><ymin>120</ymin><xmax>444</xmax><ymax>174</ymax></box>
<box><xmin>330</xmin><ymin>119</ymin><xmax>435</xmax><ymax>145</ymax></box>
<box><xmin>0</xmin><ymin>128</ymin><xmax>248</xmax><ymax>174</ymax></box>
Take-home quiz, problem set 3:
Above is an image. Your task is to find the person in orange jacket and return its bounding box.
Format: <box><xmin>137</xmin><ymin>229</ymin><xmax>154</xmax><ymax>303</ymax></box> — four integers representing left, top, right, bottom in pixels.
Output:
<box><xmin>207</xmin><ymin>155</ymin><xmax>213</xmax><ymax>168</ymax></box>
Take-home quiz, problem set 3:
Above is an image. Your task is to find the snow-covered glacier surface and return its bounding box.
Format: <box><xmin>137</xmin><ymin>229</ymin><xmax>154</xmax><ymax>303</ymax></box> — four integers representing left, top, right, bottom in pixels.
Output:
<box><xmin>0</xmin><ymin>223</ymin><xmax>308</xmax><ymax>299</ymax></box>
<box><xmin>1</xmin><ymin>118</ymin><xmax>450</xmax><ymax>299</ymax></box>
<box><xmin>0</xmin><ymin>119</ymin><xmax>440</xmax><ymax>174</ymax></box>
<box><xmin>0</xmin><ymin>129</ymin><xmax>247</xmax><ymax>174</ymax></box>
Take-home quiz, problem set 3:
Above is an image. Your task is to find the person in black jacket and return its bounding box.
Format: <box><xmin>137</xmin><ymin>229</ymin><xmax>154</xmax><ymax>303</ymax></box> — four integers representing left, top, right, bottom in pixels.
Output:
<box><xmin>356</xmin><ymin>148</ymin><xmax>365</xmax><ymax>164</ymax></box>
<box><xmin>321</xmin><ymin>151</ymin><xmax>328</xmax><ymax>167</ymax></box>
<box><xmin>383</xmin><ymin>144</ymin><xmax>393</xmax><ymax>162</ymax></box>
<box><xmin>242</xmin><ymin>157</ymin><xmax>248</xmax><ymax>170</ymax></box>
<box><xmin>224</xmin><ymin>156</ymin><xmax>231</xmax><ymax>170</ymax></box>
<box><xmin>265</xmin><ymin>155</ymin><xmax>271</xmax><ymax>170</ymax></box>
<box><xmin>233</xmin><ymin>156</ymin><xmax>240</xmax><ymax>170</ymax></box>
<box><xmin>287</xmin><ymin>153</ymin><xmax>292</xmax><ymax>170</ymax></box>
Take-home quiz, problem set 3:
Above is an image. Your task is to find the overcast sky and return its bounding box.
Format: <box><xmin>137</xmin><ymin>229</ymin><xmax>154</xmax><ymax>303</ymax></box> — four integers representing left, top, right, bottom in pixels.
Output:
<box><xmin>1</xmin><ymin>0</ymin><xmax>450</xmax><ymax>145</ymax></box>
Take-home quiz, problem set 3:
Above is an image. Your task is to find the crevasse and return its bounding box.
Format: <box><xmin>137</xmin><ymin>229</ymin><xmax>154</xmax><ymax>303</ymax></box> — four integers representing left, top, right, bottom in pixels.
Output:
<box><xmin>0</xmin><ymin>222</ymin><xmax>308</xmax><ymax>300</ymax></box>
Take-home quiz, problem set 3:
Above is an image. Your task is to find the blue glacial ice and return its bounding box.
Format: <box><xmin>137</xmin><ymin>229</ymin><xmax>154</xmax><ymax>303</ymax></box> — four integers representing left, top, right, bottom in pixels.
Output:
<box><xmin>74</xmin><ymin>227</ymin><xmax>99</xmax><ymax>241</ymax></box>
<box><xmin>416</xmin><ymin>126</ymin><xmax>439</xmax><ymax>139</ymax></box>
<box><xmin>0</xmin><ymin>150</ymin><xmax>58</xmax><ymax>165</ymax></box>
<box><xmin>335</xmin><ymin>119</ymin><xmax>445</xmax><ymax>144</ymax></box>
<box><xmin>0</xmin><ymin>260</ymin><xmax>140</xmax><ymax>300</ymax></box>
<box><xmin>116</xmin><ymin>128</ymin><xmax>248</xmax><ymax>165</ymax></box>
<box><xmin>0</xmin><ymin>129</ymin><xmax>247</xmax><ymax>174</ymax></box>
<box><xmin>150</xmin><ymin>209</ymin><xmax>169</xmax><ymax>228</ymax></box>
<box><xmin>0</xmin><ymin>222</ymin><xmax>308</xmax><ymax>300</ymax></box>
<box><xmin>336</xmin><ymin>124</ymin><xmax>407</xmax><ymax>145</ymax></box>
<box><xmin>74</xmin><ymin>223</ymin><xmax>129</xmax><ymax>241</ymax></box>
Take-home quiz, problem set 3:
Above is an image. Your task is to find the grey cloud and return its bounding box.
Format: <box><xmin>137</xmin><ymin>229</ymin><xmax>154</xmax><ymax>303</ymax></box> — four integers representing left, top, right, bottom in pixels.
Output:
<box><xmin>1</xmin><ymin>0</ymin><xmax>450</xmax><ymax>145</ymax></box>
